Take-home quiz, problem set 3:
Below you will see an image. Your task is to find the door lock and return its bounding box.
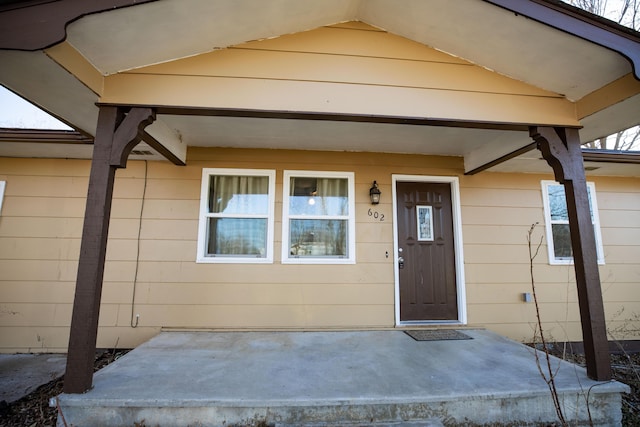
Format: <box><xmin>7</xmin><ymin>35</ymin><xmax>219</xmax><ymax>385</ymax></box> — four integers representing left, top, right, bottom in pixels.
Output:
<box><xmin>398</xmin><ymin>256</ymin><xmax>404</xmax><ymax>269</ymax></box>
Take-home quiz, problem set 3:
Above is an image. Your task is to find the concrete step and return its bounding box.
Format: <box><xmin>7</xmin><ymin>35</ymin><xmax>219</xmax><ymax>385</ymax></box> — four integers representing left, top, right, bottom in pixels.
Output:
<box><xmin>54</xmin><ymin>331</ymin><xmax>629</xmax><ymax>427</ymax></box>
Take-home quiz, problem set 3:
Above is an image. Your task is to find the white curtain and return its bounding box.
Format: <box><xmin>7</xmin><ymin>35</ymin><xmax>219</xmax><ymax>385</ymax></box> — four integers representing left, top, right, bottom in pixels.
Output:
<box><xmin>207</xmin><ymin>175</ymin><xmax>268</xmax><ymax>256</ymax></box>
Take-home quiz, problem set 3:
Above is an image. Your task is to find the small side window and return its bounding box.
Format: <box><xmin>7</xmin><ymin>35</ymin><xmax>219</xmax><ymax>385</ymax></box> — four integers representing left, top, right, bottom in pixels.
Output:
<box><xmin>197</xmin><ymin>169</ymin><xmax>275</xmax><ymax>263</ymax></box>
<box><xmin>541</xmin><ymin>180</ymin><xmax>604</xmax><ymax>265</ymax></box>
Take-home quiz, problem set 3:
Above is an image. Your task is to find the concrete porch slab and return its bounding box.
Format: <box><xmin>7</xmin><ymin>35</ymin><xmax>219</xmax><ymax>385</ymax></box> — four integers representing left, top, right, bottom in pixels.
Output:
<box><xmin>54</xmin><ymin>330</ymin><xmax>628</xmax><ymax>426</ymax></box>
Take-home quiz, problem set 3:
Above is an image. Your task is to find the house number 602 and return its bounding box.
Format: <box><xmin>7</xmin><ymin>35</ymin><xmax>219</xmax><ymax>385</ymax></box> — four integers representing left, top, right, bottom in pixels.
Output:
<box><xmin>368</xmin><ymin>208</ymin><xmax>385</xmax><ymax>222</ymax></box>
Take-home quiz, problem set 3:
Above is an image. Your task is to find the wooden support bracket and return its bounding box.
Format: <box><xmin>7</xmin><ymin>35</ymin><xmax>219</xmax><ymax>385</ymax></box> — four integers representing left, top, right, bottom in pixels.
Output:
<box><xmin>530</xmin><ymin>126</ymin><xmax>611</xmax><ymax>381</ymax></box>
<box><xmin>64</xmin><ymin>106</ymin><xmax>155</xmax><ymax>394</ymax></box>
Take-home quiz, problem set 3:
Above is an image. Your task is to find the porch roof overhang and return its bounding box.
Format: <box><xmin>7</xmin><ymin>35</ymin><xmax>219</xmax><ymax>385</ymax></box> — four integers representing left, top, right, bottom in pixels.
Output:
<box><xmin>0</xmin><ymin>0</ymin><xmax>639</xmax><ymax>175</ymax></box>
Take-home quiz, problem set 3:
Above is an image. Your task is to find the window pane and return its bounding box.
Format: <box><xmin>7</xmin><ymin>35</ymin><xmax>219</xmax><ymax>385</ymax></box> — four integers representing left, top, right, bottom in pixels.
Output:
<box><xmin>548</xmin><ymin>185</ymin><xmax>568</xmax><ymax>221</ymax></box>
<box><xmin>209</xmin><ymin>175</ymin><xmax>269</xmax><ymax>214</ymax></box>
<box><xmin>289</xmin><ymin>219</ymin><xmax>348</xmax><ymax>257</ymax></box>
<box><xmin>289</xmin><ymin>177</ymin><xmax>348</xmax><ymax>216</ymax></box>
<box><xmin>548</xmin><ymin>184</ymin><xmax>595</xmax><ymax>222</ymax></box>
<box><xmin>207</xmin><ymin>218</ymin><xmax>267</xmax><ymax>257</ymax></box>
<box><xmin>551</xmin><ymin>223</ymin><xmax>572</xmax><ymax>259</ymax></box>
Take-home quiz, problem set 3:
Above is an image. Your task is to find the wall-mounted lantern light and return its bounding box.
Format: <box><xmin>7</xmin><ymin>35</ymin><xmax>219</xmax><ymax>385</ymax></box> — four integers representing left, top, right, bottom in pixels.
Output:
<box><xmin>369</xmin><ymin>181</ymin><xmax>381</xmax><ymax>205</ymax></box>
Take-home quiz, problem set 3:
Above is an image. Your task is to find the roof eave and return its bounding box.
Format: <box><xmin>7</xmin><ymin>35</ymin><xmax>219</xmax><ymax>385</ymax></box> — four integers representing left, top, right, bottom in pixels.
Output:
<box><xmin>484</xmin><ymin>0</ymin><xmax>640</xmax><ymax>80</ymax></box>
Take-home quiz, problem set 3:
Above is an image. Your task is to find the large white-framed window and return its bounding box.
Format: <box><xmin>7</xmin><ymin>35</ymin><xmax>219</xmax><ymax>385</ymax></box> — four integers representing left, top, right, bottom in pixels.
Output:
<box><xmin>197</xmin><ymin>168</ymin><xmax>275</xmax><ymax>263</ymax></box>
<box><xmin>541</xmin><ymin>180</ymin><xmax>604</xmax><ymax>265</ymax></box>
<box><xmin>282</xmin><ymin>171</ymin><xmax>355</xmax><ymax>264</ymax></box>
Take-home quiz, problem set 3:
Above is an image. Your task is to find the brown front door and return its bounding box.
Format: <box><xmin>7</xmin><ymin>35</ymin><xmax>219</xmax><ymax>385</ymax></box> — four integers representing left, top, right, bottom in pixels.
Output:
<box><xmin>396</xmin><ymin>181</ymin><xmax>458</xmax><ymax>321</ymax></box>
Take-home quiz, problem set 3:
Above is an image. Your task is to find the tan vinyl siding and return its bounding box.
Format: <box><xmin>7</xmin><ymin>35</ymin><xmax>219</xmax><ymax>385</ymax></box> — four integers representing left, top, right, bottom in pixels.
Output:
<box><xmin>460</xmin><ymin>173</ymin><xmax>640</xmax><ymax>343</ymax></box>
<box><xmin>101</xmin><ymin>23</ymin><xmax>578</xmax><ymax>127</ymax></box>
<box><xmin>0</xmin><ymin>153</ymin><xmax>638</xmax><ymax>352</ymax></box>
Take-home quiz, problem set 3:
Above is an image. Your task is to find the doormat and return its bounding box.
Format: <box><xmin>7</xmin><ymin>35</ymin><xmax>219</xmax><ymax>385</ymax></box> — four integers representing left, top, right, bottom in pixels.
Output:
<box><xmin>404</xmin><ymin>329</ymin><xmax>472</xmax><ymax>341</ymax></box>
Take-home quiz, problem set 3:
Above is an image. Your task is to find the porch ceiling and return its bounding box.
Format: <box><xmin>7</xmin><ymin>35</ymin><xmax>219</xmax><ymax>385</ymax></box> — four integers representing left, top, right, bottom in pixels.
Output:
<box><xmin>0</xmin><ymin>0</ymin><xmax>639</xmax><ymax>175</ymax></box>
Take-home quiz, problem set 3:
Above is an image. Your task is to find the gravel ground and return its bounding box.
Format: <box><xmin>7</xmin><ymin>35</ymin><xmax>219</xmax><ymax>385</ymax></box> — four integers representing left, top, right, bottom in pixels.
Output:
<box><xmin>0</xmin><ymin>350</ymin><xmax>129</xmax><ymax>427</ymax></box>
<box><xmin>0</xmin><ymin>349</ymin><xmax>638</xmax><ymax>426</ymax></box>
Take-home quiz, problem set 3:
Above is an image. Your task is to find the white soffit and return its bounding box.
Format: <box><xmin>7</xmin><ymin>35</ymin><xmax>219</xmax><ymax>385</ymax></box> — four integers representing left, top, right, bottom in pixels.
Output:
<box><xmin>358</xmin><ymin>0</ymin><xmax>632</xmax><ymax>101</ymax></box>
<box><xmin>0</xmin><ymin>50</ymin><xmax>99</xmax><ymax>135</ymax></box>
<box><xmin>66</xmin><ymin>0</ymin><xmax>360</xmax><ymax>75</ymax></box>
<box><xmin>158</xmin><ymin>114</ymin><xmax>523</xmax><ymax>157</ymax></box>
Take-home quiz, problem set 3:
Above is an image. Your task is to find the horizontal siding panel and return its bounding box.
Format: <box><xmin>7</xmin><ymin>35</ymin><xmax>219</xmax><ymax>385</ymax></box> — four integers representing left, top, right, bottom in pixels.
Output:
<box><xmin>111</xmin><ymin>199</ymin><xmax>144</xmax><ymax>218</ymax></box>
<box><xmin>466</xmin><ymin>263</ymin><xmax>575</xmax><ymax>284</ymax></box>
<box><xmin>466</xmin><ymin>282</ymin><xmax>578</xmax><ymax>304</ymax></box>
<box><xmin>461</xmin><ymin>206</ymin><xmax>543</xmax><ymax>226</ymax></box>
<box><xmin>0</xmin><ymin>158</ymin><xmax>89</xmax><ymax>177</ymax></box>
<box><xmin>102</xmin><ymin>74</ymin><xmax>578</xmax><ymax>127</ymax></box>
<box><xmin>355</xmin><ymin>222</ymin><xmax>393</xmax><ymax>242</ymax></box>
<box><xmin>143</xmin><ymin>178</ymin><xmax>200</xmax><ymax>200</ymax></box>
<box><xmin>135</xmin><ymin>262</ymin><xmax>392</xmax><ymax>285</ymax></box>
<box><xmin>128</xmin><ymin>304</ymin><xmax>392</xmax><ymax>329</ymax></box>
<box><xmin>597</xmin><ymin>264</ymin><xmax>640</xmax><ymax>285</ymax></box>
<box><xmin>102</xmin><ymin>282</ymin><xmax>136</xmax><ymax>304</ymax></box>
<box><xmin>138</xmin><ymin>240</ymin><xmax>196</xmax><ymax>262</ymax></box>
<box><xmin>140</xmin><ymin>219</ymin><xmax>198</xmax><ymax>240</ymax></box>
<box><xmin>0</xmin><ymin>282</ymin><xmax>75</xmax><ymax>304</ymax></box>
<box><xmin>137</xmin><ymin>199</ymin><xmax>200</xmax><ymax>220</ymax></box>
<box><xmin>462</xmin><ymin>225</ymin><xmax>540</xmax><ymax>245</ymax></box>
<box><xmin>4</xmin><ymin>175</ymin><xmax>88</xmax><ymax>198</ymax></box>
<box><xmin>600</xmin><ymin>245</ymin><xmax>640</xmax><ymax>263</ymax></box>
<box><xmin>460</xmin><ymin>173</ymin><xmax>549</xmax><ymax>191</ymax></box>
<box><xmin>0</xmin><ymin>237</ymin><xmax>80</xmax><ymax>260</ymax></box>
<box><xmin>601</xmin><ymin>227</ymin><xmax>640</xmax><ymax>246</ymax></box>
<box><xmin>0</xmin><ymin>326</ymin><xmax>71</xmax><ymax>352</ymax></box>
<box><xmin>599</xmin><ymin>209</ymin><xmax>640</xmax><ymax>227</ymax></box>
<box><xmin>0</xmin><ymin>260</ymin><xmax>78</xmax><ymax>281</ymax></box>
<box><xmin>128</xmin><ymin>49</ymin><xmax>554</xmax><ymax>98</ymax></box>
<box><xmin>460</xmin><ymin>188</ymin><xmax>543</xmax><ymax>208</ymax></box>
<box><xmin>596</xmin><ymin>192</ymin><xmax>640</xmax><ymax>210</ymax></box>
<box><xmin>0</xmin><ymin>303</ymin><xmax>67</xmax><ymax>326</ymax></box>
<box><xmin>112</xmin><ymin>178</ymin><xmax>145</xmax><ymax>198</ymax></box>
<box><xmin>233</xmin><ymin>26</ymin><xmax>469</xmax><ymax>63</ymax></box>
<box><xmin>355</xmin><ymin>242</ymin><xmax>395</xmax><ymax>264</ymax></box>
<box><xmin>135</xmin><ymin>282</ymin><xmax>391</xmax><ymax>306</ymax></box>
<box><xmin>0</xmin><ymin>217</ymin><xmax>83</xmax><ymax>238</ymax></box>
<box><xmin>103</xmin><ymin>261</ymin><xmax>137</xmax><ymax>282</ymax></box>
<box><xmin>1</xmin><ymin>196</ymin><xmax>85</xmax><ymax>218</ymax></box>
<box><xmin>464</xmin><ymin>244</ymin><xmax>535</xmax><ymax>264</ymax></box>
<box><xmin>591</xmin><ymin>178</ymin><xmax>640</xmax><ymax>193</ymax></box>
<box><xmin>106</xmin><ymin>239</ymin><xmax>140</xmax><ymax>261</ymax></box>
<box><xmin>468</xmin><ymin>302</ymin><xmax>581</xmax><ymax>324</ymax></box>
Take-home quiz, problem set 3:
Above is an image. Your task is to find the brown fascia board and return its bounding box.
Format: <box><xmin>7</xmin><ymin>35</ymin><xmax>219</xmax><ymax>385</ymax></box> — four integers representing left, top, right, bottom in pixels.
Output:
<box><xmin>0</xmin><ymin>0</ymin><xmax>157</xmax><ymax>51</ymax></box>
<box><xmin>582</xmin><ymin>148</ymin><xmax>640</xmax><ymax>164</ymax></box>
<box><xmin>484</xmin><ymin>0</ymin><xmax>640</xmax><ymax>80</ymax></box>
<box><xmin>0</xmin><ymin>127</ymin><xmax>92</xmax><ymax>144</ymax></box>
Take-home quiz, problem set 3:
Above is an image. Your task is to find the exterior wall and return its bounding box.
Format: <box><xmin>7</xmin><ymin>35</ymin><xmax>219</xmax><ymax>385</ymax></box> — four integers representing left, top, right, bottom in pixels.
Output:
<box><xmin>0</xmin><ymin>151</ymin><xmax>638</xmax><ymax>352</ymax></box>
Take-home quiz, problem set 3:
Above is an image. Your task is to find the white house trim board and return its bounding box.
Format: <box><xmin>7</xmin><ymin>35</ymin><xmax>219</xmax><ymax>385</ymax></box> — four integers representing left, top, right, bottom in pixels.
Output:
<box><xmin>392</xmin><ymin>175</ymin><xmax>467</xmax><ymax>326</ymax></box>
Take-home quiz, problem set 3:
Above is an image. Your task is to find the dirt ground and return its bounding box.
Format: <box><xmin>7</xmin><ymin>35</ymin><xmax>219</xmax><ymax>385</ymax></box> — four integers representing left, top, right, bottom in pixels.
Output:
<box><xmin>0</xmin><ymin>350</ymin><xmax>638</xmax><ymax>426</ymax></box>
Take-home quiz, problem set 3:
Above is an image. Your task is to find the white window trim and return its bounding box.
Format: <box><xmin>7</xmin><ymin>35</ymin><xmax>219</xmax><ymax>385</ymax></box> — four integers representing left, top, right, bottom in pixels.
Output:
<box><xmin>0</xmin><ymin>181</ymin><xmax>5</xmax><ymax>215</ymax></box>
<box><xmin>196</xmin><ymin>168</ymin><xmax>275</xmax><ymax>264</ymax></box>
<box><xmin>541</xmin><ymin>180</ymin><xmax>605</xmax><ymax>265</ymax></box>
<box><xmin>282</xmin><ymin>170</ymin><xmax>356</xmax><ymax>264</ymax></box>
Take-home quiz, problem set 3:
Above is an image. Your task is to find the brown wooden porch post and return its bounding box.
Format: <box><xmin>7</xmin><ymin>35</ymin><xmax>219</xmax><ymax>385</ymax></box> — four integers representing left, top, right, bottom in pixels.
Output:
<box><xmin>64</xmin><ymin>106</ymin><xmax>155</xmax><ymax>393</ymax></box>
<box><xmin>530</xmin><ymin>126</ymin><xmax>611</xmax><ymax>381</ymax></box>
